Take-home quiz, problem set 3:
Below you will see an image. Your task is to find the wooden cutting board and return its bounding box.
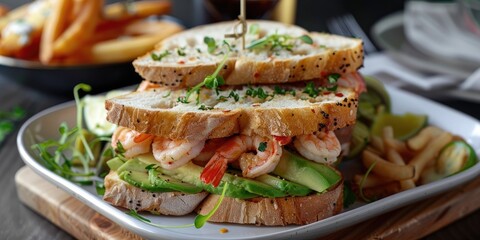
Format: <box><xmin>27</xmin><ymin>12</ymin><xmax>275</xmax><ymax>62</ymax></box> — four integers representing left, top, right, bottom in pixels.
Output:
<box><xmin>15</xmin><ymin>166</ymin><xmax>480</xmax><ymax>239</ymax></box>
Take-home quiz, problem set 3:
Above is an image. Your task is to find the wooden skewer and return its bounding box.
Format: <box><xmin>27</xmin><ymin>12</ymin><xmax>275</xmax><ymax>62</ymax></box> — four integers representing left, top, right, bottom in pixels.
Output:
<box><xmin>224</xmin><ymin>0</ymin><xmax>247</xmax><ymax>49</ymax></box>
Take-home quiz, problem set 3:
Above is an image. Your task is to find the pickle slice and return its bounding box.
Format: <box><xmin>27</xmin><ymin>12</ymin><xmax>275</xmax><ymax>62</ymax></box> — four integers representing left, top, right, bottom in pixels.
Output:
<box><xmin>370</xmin><ymin>112</ymin><xmax>428</xmax><ymax>140</ymax></box>
<box><xmin>436</xmin><ymin>141</ymin><xmax>478</xmax><ymax>175</ymax></box>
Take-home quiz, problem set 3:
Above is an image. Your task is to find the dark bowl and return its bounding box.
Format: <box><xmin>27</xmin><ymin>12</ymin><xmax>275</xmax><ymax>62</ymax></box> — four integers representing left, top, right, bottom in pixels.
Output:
<box><xmin>0</xmin><ymin>56</ymin><xmax>142</xmax><ymax>96</ymax></box>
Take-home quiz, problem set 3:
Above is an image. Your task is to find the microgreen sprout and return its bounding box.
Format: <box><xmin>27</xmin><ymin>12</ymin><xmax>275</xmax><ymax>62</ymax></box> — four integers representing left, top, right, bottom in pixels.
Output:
<box><xmin>246</xmin><ymin>33</ymin><xmax>313</xmax><ymax>53</ymax></box>
<box><xmin>178</xmin><ymin>41</ymin><xmax>232</xmax><ymax>104</ymax></box>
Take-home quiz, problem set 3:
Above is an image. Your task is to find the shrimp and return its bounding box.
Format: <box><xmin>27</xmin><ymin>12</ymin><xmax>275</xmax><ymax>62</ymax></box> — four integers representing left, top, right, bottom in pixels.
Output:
<box><xmin>200</xmin><ymin>135</ymin><xmax>291</xmax><ymax>187</ymax></box>
<box><xmin>152</xmin><ymin>137</ymin><xmax>205</xmax><ymax>170</ymax></box>
<box><xmin>337</xmin><ymin>72</ymin><xmax>367</xmax><ymax>93</ymax></box>
<box><xmin>192</xmin><ymin>138</ymin><xmax>226</xmax><ymax>165</ymax></box>
<box><xmin>136</xmin><ymin>81</ymin><xmax>160</xmax><ymax>91</ymax></box>
<box><xmin>293</xmin><ymin>131</ymin><xmax>341</xmax><ymax>164</ymax></box>
<box><xmin>111</xmin><ymin>127</ymin><xmax>154</xmax><ymax>158</ymax></box>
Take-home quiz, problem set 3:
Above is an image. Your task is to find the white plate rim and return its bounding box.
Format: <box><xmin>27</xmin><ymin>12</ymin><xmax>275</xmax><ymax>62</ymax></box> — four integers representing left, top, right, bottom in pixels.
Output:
<box><xmin>16</xmin><ymin>86</ymin><xmax>480</xmax><ymax>240</ymax></box>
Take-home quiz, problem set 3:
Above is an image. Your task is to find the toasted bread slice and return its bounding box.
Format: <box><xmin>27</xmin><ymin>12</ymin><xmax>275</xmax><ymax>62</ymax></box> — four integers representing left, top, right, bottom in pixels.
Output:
<box><xmin>105</xmin><ymin>82</ymin><xmax>359</xmax><ymax>141</ymax></box>
<box><xmin>103</xmin><ymin>171</ymin><xmax>208</xmax><ymax>216</ymax></box>
<box><xmin>196</xmin><ymin>180</ymin><xmax>344</xmax><ymax>226</ymax></box>
<box><xmin>133</xmin><ymin>20</ymin><xmax>363</xmax><ymax>88</ymax></box>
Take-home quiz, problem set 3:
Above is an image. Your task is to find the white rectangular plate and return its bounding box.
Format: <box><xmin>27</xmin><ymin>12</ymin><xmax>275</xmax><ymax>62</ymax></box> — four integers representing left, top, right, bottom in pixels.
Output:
<box><xmin>17</xmin><ymin>86</ymin><xmax>480</xmax><ymax>240</ymax></box>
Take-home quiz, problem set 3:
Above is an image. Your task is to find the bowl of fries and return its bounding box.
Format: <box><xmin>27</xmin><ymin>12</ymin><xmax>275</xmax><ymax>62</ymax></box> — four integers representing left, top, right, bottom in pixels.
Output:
<box><xmin>0</xmin><ymin>0</ymin><xmax>183</xmax><ymax>94</ymax></box>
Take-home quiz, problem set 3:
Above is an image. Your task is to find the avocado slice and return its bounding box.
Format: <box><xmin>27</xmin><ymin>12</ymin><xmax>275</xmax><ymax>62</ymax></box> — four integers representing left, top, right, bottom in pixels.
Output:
<box><xmin>115</xmin><ymin>158</ymin><xmax>202</xmax><ymax>194</ymax></box>
<box><xmin>273</xmin><ymin>150</ymin><xmax>340</xmax><ymax>193</ymax></box>
<box><xmin>106</xmin><ymin>157</ymin><xmax>124</xmax><ymax>171</ymax></box>
<box><xmin>148</xmin><ymin>168</ymin><xmax>203</xmax><ymax>194</ymax></box>
<box><xmin>136</xmin><ymin>154</ymin><xmax>285</xmax><ymax>198</ymax></box>
<box><xmin>255</xmin><ymin>174</ymin><xmax>312</xmax><ymax>196</ymax></box>
<box><xmin>119</xmin><ymin>171</ymin><xmax>173</xmax><ymax>192</ymax></box>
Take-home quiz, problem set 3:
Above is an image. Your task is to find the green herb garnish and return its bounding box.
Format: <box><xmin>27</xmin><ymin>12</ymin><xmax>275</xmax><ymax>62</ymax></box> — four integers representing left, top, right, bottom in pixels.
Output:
<box><xmin>274</xmin><ymin>85</ymin><xmax>286</xmax><ymax>95</ymax></box>
<box><xmin>151</xmin><ymin>50</ymin><xmax>170</xmax><ymax>61</ymax></box>
<box><xmin>298</xmin><ymin>34</ymin><xmax>313</xmax><ymax>44</ymax></box>
<box><xmin>95</xmin><ymin>181</ymin><xmax>105</xmax><ymax>195</ymax></box>
<box><xmin>178</xmin><ymin>41</ymin><xmax>231</xmax><ymax>104</ymax></box>
<box><xmin>327</xmin><ymin>73</ymin><xmax>340</xmax><ymax>91</ymax></box>
<box><xmin>246</xmin><ymin>33</ymin><xmax>313</xmax><ymax>53</ymax></box>
<box><xmin>303</xmin><ymin>82</ymin><xmax>319</xmax><ymax>97</ymax></box>
<box><xmin>249</xmin><ymin>23</ymin><xmax>259</xmax><ymax>34</ymax></box>
<box><xmin>177</xmin><ymin>47</ymin><xmax>186</xmax><ymax>56</ymax></box>
<box><xmin>246</xmin><ymin>86</ymin><xmax>270</xmax><ymax>100</ymax></box>
<box><xmin>359</xmin><ymin>161</ymin><xmax>377</xmax><ymax>202</ymax></box>
<box><xmin>125</xmin><ymin>183</ymin><xmax>229</xmax><ymax>229</ymax></box>
<box><xmin>194</xmin><ymin>182</ymin><xmax>229</xmax><ymax>228</ymax></box>
<box><xmin>0</xmin><ymin>106</ymin><xmax>25</xmax><ymax>143</ymax></box>
<box><xmin>162</xmin><ymin>91</ymin><xmax>171</xmax><ymax>98</ymax></box>
<box><xmin>218</xmin><ymin>90</ymin><xmax>240</xmax><ymax>102</ymax></box>
<box><xmin>258</xmin><ymin>142</ymin><xmax>267</xmax><ymax>152</ymax></box>
<box><xmin>204</xmin><ymin>36</ymin><xmax>217</xmax><ymax>54</ymax></box>
<box><xmin>198</xmin><ymin>105</ymin><xmax>214</xmax><ymax>110</ymax></box>
<box><xmin>32</xmin><ymin>84</ymin><xmax>101</xmax><ymax>183</ymax></box>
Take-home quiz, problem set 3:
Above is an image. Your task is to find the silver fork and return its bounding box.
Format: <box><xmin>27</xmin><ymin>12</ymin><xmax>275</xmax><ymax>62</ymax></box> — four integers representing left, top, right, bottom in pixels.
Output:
<box><xmin>326</xmin><ymin>13</ymin><xmax>377</xmax><ymax>54</ymax></box>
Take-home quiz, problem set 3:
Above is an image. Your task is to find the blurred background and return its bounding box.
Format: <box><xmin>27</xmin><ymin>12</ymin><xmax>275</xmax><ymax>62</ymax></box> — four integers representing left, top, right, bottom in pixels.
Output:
<box><xmin>3</xmin><ymin>0</ymin><xmax>407</xmax><ymax>42</ymax></box>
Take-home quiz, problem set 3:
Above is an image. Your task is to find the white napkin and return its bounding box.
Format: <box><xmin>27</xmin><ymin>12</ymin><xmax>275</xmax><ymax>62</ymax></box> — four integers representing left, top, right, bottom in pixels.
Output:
<box><xmin>404</xmin><ymin>1</ymin><xmax>480</xmax><ymax>91</ymax></box>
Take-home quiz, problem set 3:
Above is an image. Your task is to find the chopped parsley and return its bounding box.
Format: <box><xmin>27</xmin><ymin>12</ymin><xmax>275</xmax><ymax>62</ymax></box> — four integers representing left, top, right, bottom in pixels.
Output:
<box><xmin>246</xmin><ymin>33</ymin><xmax>313</xmax><ymax>53</ymax></box>
<box><xmin>274</xmin><ymin>85</ymin><xmax>286</xmax><ymax>95</ymax></box>
<box><xmin>151</xmin><ymin>50</ymin><xmax>170</xmax><ymax>61</ymax></box>
<box><xmin>303</xmin><ymin>82</ymin><xmax>319</xmax><ymax>97</ymax></box>
<box><xmin>198</xmin><ymin>105</ymin><xmax>214</xmax><ymax>110</ymax></box>
<box><xmin>177</xmin><ymin>47</ymin><xmax>186</xmax><ymax>56</ymax></box>
<box><xmin>302</xmin><ymin>73</ymin><xmax>341</xmax><ymax>97</ymax></box>
<box><xmin>218</xmin><ymin>90</ymin><xmax>240</xmax><ymax>102</ymax></box>
<box><xmin>327</xmin><ymin>73</ymin><xmax>340</xmax><ymax>91</ymax></box>
<box><xmin>204</xmin><ymin>36</ymin><xmax>217</xmax><ymax>54</ymax></box>
<box><xmin>246</xmin><ymin>86</ymin><xmax>270</xmax><ymax>100</ymax></box>
<box><xmin>298</xmin><ymin>34</ymin><xmax>313</xmax><ymax>44</ymax></box>
<box><xmin>258</xmin><ymin>142</ymin><xmax>267</xmax><ymax>152</ymax></box>
<box><xmin>162</xmin><ymin>91</ymin><xmax>171</xmax><ymax>98</ymax></box>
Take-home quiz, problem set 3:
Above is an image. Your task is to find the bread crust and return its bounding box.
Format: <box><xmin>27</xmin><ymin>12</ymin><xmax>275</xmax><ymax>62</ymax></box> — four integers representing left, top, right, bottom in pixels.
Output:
<box><xmin>132</xmin><ymin>20</ymin><xmax>363</xmax><ymax>88</ymax></box>
<box><xmin>105</xmin><ymin>87</ymin><xmax>358</xmax><ymax>140</ymax></box>
<box><xmin>196</xmin><ymin>181</ymin><xmax>344</xmax><ymax>226</ymax></box>
<box><xmin>103</xmin><ymin>171</ymin><xmax>208</xmax><ymax>216</ymax></box>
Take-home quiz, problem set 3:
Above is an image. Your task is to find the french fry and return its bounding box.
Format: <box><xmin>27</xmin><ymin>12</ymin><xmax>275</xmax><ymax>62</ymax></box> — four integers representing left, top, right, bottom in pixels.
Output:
<box><xmin>104</xmin><ymin>0</ymin><xmax>171</xmax><ymax>20</ymax></box>
<box><xmin>365</xmin><ymin>146</ymin><xmax>383</xmax><ymax>156</ymax></box>
<box><xmin>0</xmin><ymin>3</ymin><xmax>28</xmax><ymax>31</ymax></box>
<box><xmin>0</xmin><ymin>4</ymin><xmax>9</xmax><ymax>17</ymax></box>
<box><xmin>408</xmin><ymin>131</ymin><xmax>453</xmax><ymax>182</ymax></box>
<box><xmin>87</xmin><ymin>21</ymin><xmax>182</xmax><ymax>64</ymax></box>
<box><xmin>0</xmin><ymin>0</ymin><xmax>51</xmax><ymax>58</ymax></box>
<box><xmin>53</xmin><ymin>0</ymin><xmax>103</xmax><ymax>56</ymax></box>
<box><xmin>385</xmin><ymin>149</ymin><xmax>415</xmax><ymax>190</ymax></box>
<box><xmin>69</xmin><ymin>0</ymin><xmax>86</xmax><ymax>23</ymax></box>
<box><xmin>407</xmin><ymin>126</ymin><xmax>443</xmax><ymax>151</ymax></box>
<box><xmin>124</xmin><ymin>19</ymin><xmax>174</xmax><ymax>35</ymax></box>
<box><xmin>370</xmin><ymin>136</ymin><xmax>385</xmax><ymax>154</ymax></box>
<box><xmin>40</xmin><ymin>0</ymin><xmax>72</xmax><ymax>63</ymax></box>
<box><xmin>382</xmin><ymin>126</ymin><xmax>394</xmax><ymax>139</ymax></box>
<box><xmin>362</xmin><ymin>150</ymin><xmax>415</xmax><ymax>181</ymax></box>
